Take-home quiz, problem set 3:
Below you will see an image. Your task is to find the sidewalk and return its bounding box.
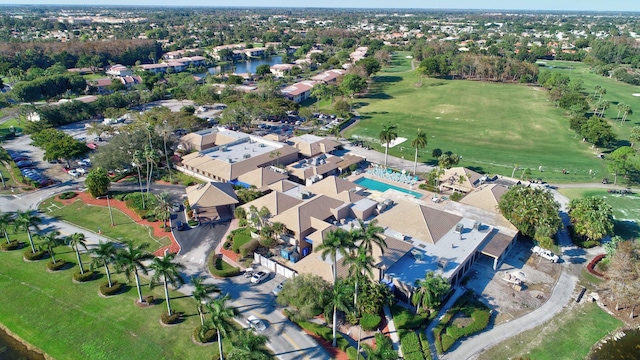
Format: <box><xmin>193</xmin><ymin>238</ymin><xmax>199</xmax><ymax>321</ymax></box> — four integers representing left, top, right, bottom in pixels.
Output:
<box><xmin>382</xmin><ymin>304</ymin><xmax>403</xmax><ymax>357</ymax></box>
<box><xmin>213</xmin><ymin>218</ymin><xmax>244</xmax><ymax>268</ymax></box>
<box><xmin>425</xmin><ymin>286</ymin><xmax>467</xmax><ymax>360</ymax></box>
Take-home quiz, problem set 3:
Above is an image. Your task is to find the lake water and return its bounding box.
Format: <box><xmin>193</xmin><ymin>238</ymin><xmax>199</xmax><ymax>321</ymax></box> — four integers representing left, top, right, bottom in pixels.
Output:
<box><xmin>0</xmin><ymin>326</ymin><xmax>45</xmax><ymax>360</ymax></box>
<box><xmin>589</xmin><ymin>329</ymin><xmax>640</xmax><ymax>360</ymax></box>
<box><xmin>209</xmin><ymin>56</ymin><xmax>282</xmax><ymax>75</ymax></box>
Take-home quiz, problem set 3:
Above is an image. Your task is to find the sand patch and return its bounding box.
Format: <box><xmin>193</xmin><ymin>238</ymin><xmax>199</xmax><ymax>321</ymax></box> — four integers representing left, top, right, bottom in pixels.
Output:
<box><xmin>382</xmin><ymin>137</ymin><xmax>407</xmax><ymax>148</ymax></box>
<box><xmin>633</xmin><ymin>93</ymin><xmax>640</xmax><ymax>97</ymax></box>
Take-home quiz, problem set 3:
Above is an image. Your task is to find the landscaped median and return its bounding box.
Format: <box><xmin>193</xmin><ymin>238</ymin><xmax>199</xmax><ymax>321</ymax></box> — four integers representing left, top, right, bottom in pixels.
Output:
<box><xmin>391</xmin><ymin>304</ymin><xmax>434</xmax><ymax>360</ymax></box>
<box><xmin>433</xmin><ymin>291</ymin><xmax>491</xmax><ymax>355</ymax></box>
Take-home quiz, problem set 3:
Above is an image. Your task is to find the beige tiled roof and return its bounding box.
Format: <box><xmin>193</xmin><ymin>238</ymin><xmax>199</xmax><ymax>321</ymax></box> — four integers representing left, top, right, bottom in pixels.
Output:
<box><xmin>237</xmin><ymin>167</ymin><xmax>288</xmax><ymax>189</ymax></box>
<box><xmin>439</xmin><ymin>167</ymin><xmax>484</xmax><ymax>193</ymax></box>
<box><xmin>375</xmin><ymin>200</ymin><xmax>462</xmax><ymax>244</ymax></box>
<box><xmin>268</xmin><ymin>180</ymin><xmax>300</xmax><ymax>193</ymax></box>
<box><xmin>186</xmin><ymin>182</ymin><xmax>239</xmax><ymax>207</ymax></box>
<box><xmin>289</xmin><ymin>135</ymin><xmax>341</xmax><ymax>157</ymax></box>
<box><xmin>305</xmin><ymin>176</ymin><xmax>358</xmax><ymax>197</ymax></box>
<box><xmin>271</xmin><ymin>195</ymin><xmax>345</xmax><ymax>239</ymax></box>
<box><xmin>459</xmin><ymin>184</ymin><xmax>507</xmax><ymax>214</ymax></box>
<box><xmin>241</xmin><ymin>191</ymin><xmax>302</xmax><ymax>216</ymax></box>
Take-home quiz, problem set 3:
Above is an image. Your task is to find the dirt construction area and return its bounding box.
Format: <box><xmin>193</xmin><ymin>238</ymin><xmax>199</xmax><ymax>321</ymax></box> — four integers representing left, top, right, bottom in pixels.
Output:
<box><xmin>465</xmin><ymin>238</ymin><xmax>562</xmax><ymax>325</ymax></box>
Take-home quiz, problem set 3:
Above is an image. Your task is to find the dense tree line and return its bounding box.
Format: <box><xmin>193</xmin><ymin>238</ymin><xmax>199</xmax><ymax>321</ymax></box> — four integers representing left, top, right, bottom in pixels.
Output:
<box><xmin>11</xmin><ymin>73</ymin><xmax>86</xmax><ymax>102</ymax></box>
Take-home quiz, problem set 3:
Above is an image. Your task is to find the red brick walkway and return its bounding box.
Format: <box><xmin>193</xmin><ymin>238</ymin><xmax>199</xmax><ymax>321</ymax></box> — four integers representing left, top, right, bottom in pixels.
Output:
<box><xmin>57</xmin><ymin>192</ymin><xmax>180</xmax><ymax>256</ymax></box>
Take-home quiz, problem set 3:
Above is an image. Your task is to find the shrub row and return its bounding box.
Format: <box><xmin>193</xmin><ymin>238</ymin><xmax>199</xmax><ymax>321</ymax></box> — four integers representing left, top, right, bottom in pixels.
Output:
<box><xmin>434</xmin><ymin>292</ymin><xmax>491</xmax><ymax>354</ymax></box>
<box><xmin>23</xmin><ymin>250</ymin><xmax>45</xmax><ymax>261</ymax></box>
<box><xmin>360</xmin><ymin>312</ymin><xmax>382</xmax><ymax>331</ymax></box>
<box><xmin>73</xmin><ymin>270</ymin><xmax>95</xmax><ymax>282</ymax></box>
<box><xmin>161</xmin><ymin>312</ymin><xmax>182</xmax><ymax>325</ymax></box>
<box><xmin>347</xmin><ymin>346</ymin><xmax>365</xmax><ymax>360</ymax></box>
<box><xmin>239</xmin><ymin>238</ymin><xmax>260</xmax><ymax>258</ymax></box>
<box><xmin>193</xmin><ymin>325</ymin><xmax>217</xmax><ymax>343</ymax></box>
<box><xmin>58</xmin><ymin>191</ymin><xmax>78</xmax><ymax>200</ymax></box>
<box><xmin>46</xmin><ymin>260</ymin><xmax>67</xmax><ymax>271</ymax></box>
<box><xmin>99</xmin><ymin>281</ymin><xmax>123</xmax><ymax>296</ymax></box>
<box><xmin>209</xmin><ymin>256</ymin><xmax>240</xmax><ymax>277</ymax></box>
<box><xmin>418</xmin><ymin>330</ymin><xmax>433</xmax><ymax>360</ymax></box>
<box><xmin>391</xmin><ymin>304</ymin><xmax>429</xmax><ymax>330</ymax></box>
<box><xmin>399</xmin><ymin>330</ymin><xmax>424</xmax><ymax>360</ymax></box>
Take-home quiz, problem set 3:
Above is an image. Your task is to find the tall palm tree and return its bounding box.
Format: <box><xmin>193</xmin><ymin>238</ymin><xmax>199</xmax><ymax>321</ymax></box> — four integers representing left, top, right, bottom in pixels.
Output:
<box><xmin>353</xmin><ymin>219</ymin><xmax>387</xmax><ymax>255</ymax></box>
<box><xmin>362</xmin><ymin>333</ymin><xmax>398</xmax><ymax>360</ymax></box>
<box><xmin>115</xmin><ymin>241</ymin><xmax>154</xmax><ymax>304</ymax></box>
<box><xmin>378</xmin><ymin>123</ymin><xmax>398</xmax><ymax>168</ymax></box>
<box><xmin>154</xmin><ymin>191</ymin><xmax>172</xmax><ymax>228</ymax></box>
<box><xmin>90</xmin><ymin>242</ymin><xmax>118</xmax><ymax>288</ymax></box>
<box><xmin>228</xmin><ymin>329</ymin><xmax>271</xmax><ymax>360</ymax></box>
<box><xmin>149</xmin><ymin>253</ymin><xmax>185</xmax><ymax>316</ymax></box>
<box><xmin>156</xmin><ymin>121</ymin><xmax>174</xmax><ymax>183</ymax></box>
<box><xmin>206</xmin><ymin>293</ymin><xmax>240</xmax><ymax>360</ymax></box>
<box><xmin>191</xmin><ymin>276</ymin><xmax>220</xmax><ymax>326</ymax></box>
<box><xmin>37</xmin><ymin>231</ymin><xmax>62</xmax><ymax>264</ymax></box>
<box><xmin>144</xmin><ymin>144</ymin><xmax>159</xmax><ymax>196</ymax></box>
<box><xmin>0</xmin><ymin>212</ymin><xmax>14</xmax><ymax>244</ymax></box>
<box><xmin>0</xmin><ymin>148</ymin><xmax>12</xmax><ymax>188</ymax></box>
<box><xmin>411</xmin><ymin>129</ymin><xmax>428</xmax><ymax>175</ymax></box>
<box><xmin>342</xmin><ymin>247</ymin><xmax>375</xmax><ymax>312</ymax></box>
<box><xmin>67</xmin><ymin>232</ymin><xmax>88</xmax><ymax>274</ymax></box>
<box><xmin>132</xmin><ymin>150</ymin><xmax>146</xmax><ymax>209</ymax></box>
<box><xmin>326</xmin><ymin>279</ymin><xmax>354</xmax><ymax>347</ymax></box>
<box><xmin>317</xmin><ymin>228</ymin><xmax>355</xmax><ymax>285</ymax></box>
<box><xmin>14</xmin><ymin>210</ymin><xmax>41</xmax><ymax>253</ymax></box>
<box><xmin>622</xmin><ymin>104</ymin><xmax>633</xmax><ymax>123</ymax></box>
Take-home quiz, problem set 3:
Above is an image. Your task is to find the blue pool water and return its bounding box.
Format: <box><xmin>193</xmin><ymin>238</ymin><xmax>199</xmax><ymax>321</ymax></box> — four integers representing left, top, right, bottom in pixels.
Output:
<box><xmin>354</xmin><ymin>177</ymin><xmax>423</xmax><ymax>199</ymax></box>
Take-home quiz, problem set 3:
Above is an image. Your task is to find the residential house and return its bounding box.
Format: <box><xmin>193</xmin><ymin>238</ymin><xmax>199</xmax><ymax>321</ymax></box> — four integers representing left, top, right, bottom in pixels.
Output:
<box><xmin>310</xmin><ymin>69</ymin><xmax>346</xmax><ymax>84</ymax></box>
<box><xmin>106</xmin><ymin>64</ymin><xmax>132</xmax><ymax>77</ymax></box>
<box><xmin>270</xmin><ymin>64</ymin><xmax>299</xmax><ymax>77</ymax></box>
<box><xmin>281</xmin><ymin>80</ymin><xmax>316</xmax><ymax>103</ymax></box>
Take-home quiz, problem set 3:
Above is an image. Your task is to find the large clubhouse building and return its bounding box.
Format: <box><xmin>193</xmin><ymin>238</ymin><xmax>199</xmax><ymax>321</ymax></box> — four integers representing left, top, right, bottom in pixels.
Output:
<box><xmin>176</xmin><ymin>129</ymin><xmax>518</xmax><ymax>301</ymax></box>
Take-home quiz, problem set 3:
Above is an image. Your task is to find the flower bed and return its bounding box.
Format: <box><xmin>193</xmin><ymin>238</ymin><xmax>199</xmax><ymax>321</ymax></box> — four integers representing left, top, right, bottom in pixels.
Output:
<box><xmin>586</xmin><ymin>254</ymin><xmax>606</xmax><ymax>278</ymax></box>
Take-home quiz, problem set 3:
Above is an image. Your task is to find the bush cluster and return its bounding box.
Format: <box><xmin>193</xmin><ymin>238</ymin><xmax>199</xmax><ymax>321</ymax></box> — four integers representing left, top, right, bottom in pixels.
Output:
<box><xmin>144</xmin><ymin>295</ymin><xmax>155</xmax><ymax>304</ymax></box>
<box><xmin>295</xmin><ymin>319</ymin><xmax>351</xmax><ymax>351</ymax></box>
<box><xmin>209</xmin><ymin>256</ymin><xmax>240</xmax><ymax>277</ymax></box>
<box><xmin>23</xmin><ymin>250</ymin><xmax>45</xmax><ymax>261</ymax></box>
<box><xmin>434</xmin><ymin>292</ymin><xmax>490</xmax><ymax>354</ymax></box>
<box><xmin>360</xmin><ymin>313</ymin><xmax>382</xmax><ymax>331</ymax></box>
<box><xmin>161</xmin><ymin>312</ymin><xmax>182</xmax><ymax>325</ymax></box>
<box><xmin>399</xmin><ymin>331</ymin><xmax>424</xmax><ymax>360</ymax></box>
<box><xmin>59</xmin><ymin>191</ymin><xmax>78</xmax><ymax>200</ymax></box>
<box><xmin>73</xmin><ymin>270</ymin><xmax>95</xmax><ymax>282</ymax></box>
<box><xmin>192</xmin><ymin>325</ymin><xmax>217</xmax><ymax>343</ymax></box>
<box><xmin>347</xmin><ymin>346</ymin><xmax>364</xmax><ymax>360</ymax></box>
<box><xmin>1</xmin><ymin>240</ymin><xmax>21</xmax><ymax>251</ymax></box>
<box><xmin>567</xmin><ymin>226</ymin><xmax>600</xmax><ymax>248</ymax></box>
<box><xmin>99</xmin><ymin>281</ymin><xmax>123</xmax><ymax>296</ymax></box>
<box><xmin>229</xmin><ymin>228</ymin><xmax>252</xmax><ymax>254</ymax></box>
<box><xmin>187</xmin><ymin>219</ymin><xmax>199</xmax><ymax>227</ymax></box>
<box><xmin>239</xmin><ymin>239</ymin><xmax>260</xmax><ymax>258</ymax></box>
<box><xmin>46</xmin><ymin>259</ymin><xmax>67</xmax><ymax>271</ymax></box>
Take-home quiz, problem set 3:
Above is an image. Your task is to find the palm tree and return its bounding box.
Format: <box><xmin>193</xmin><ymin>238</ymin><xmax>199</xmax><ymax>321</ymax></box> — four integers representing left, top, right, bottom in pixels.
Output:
<box><xmin>317</xmin><ymin>228</ymin><xmax>356</xmax><ymax>285</ymax></box>
<box><xmin>90</xmin><ymin>242</ymin><xmax>118</xmax><ymax>288</ymax></box>
<box><xmin>206</xmin><ymin>293</ymin><xmax>240</xmax><ymax>360</ymax></box>
<box><xmin>0</xmin><ymin>212</ymin><xmax>14</xmax><ymax>244</ymax></box>
<box><xmin>67</xmin><ymin>232</ymin><xmax>88</xmax><ymax>274</ymax></box>
<box><xmin>156</xmin><ymin>121</ymin><xmax>174</xmax><ymax>183</ymax></box>
<box><xmin>154</xmin><ymin>191</ymin><xmax>172</xmax><ymax>228</ymax></box>
<box><xmin>14</xmin><ymin>210</ymin><xmax>41</xmax><ymax>253</ymax></box>
<box><xmin>411</xmin><ymin>129</ymin><xmax>428</xmax><ymax>175</ymax></box>
<box><xmin>362</xmin><ymin>333</ymin><xmax>398</xmax><ymax>360</ymax></box>
<box><xmin>622</xmin><ymin>104</ymin><xmax>633</xmax><ymax>123</ymax></box>
<box><xmin>378</xmin><ymin>123</ymin><xmax>398</xmax><ymax>168</ymax></box>
<box><xmin>144</xmin><ymin>144</ymin><xmax>159</xmax><ymax>196</ymax></box>
<box><xmin>0</xmin><ymin>148</ymin><xmax>12</xmax><ymax>188</ymax></box>
<box><xmin>342</xmin><ymin>247</ymin><xmax>375</xmax><ymax>312</ymax></box>
<box><xmin>228</xmin><ymin>329</ymin><xmax>271</xmax><ymax>360</ymax></box>
<box><xmin>191</xmin><ymin>276</ymin><xmax>220</xmax><ymax>326</ymax></box>
<box><xmin>616</xmin><ymin>102</ymin><xmax>626</xmax><ymax>120</ymax></box>
<box><xmin>115</xmin><ymin>241</ymin><xmax>153</xmax><ymax>304</ymax></box>
<box><xmin>132</xmin><ymin>150</ymin><xmax>146</xmax><ymax>209</ymax></box>
<box><xmin>38</xmin><ymin>231</ymin><xmax>62</xmax><ymax>264</ymax></box>
<box><xmin>149</xmin><ymin>253</ymin><xmax>185</xmax><ymax>316</ymax></box>
<box><xmin>412</xmin><ymin>271</ymin><xmax>451</xmax><ymax>313</ymax></box>
<box><xmin>353</xmin><ymin>219</ymin><xmax>387</xmax><ymax>254</ymax></box>
<box><xmin>326</xmin><ymin>279</ymin><xmax>354</xmax><ymax>347</ymax></box>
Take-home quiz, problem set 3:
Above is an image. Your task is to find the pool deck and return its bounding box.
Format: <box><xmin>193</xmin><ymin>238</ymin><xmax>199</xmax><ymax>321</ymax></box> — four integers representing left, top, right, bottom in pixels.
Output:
<box><xmin>347</xmin><ymin>172</ymin><xmax>431</xmax><ymax>200</ymax></box>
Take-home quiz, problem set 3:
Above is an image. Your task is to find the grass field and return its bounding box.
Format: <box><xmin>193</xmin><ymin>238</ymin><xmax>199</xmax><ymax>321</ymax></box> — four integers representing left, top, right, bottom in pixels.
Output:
<box><xmin>0</xmin><ymin>233</ymin><xmax>216</xmax><ymax>360</ymax></box>
<box><xmin>540</xmin><ymin>60</ymin><xmax>639</xmax><ymax>142</ymax></box>
<box><xmin>477</xmin><ymin>302</ymin><xmax>622</xmax><ymax>360</ymax></box>
<box><xmin>559</xmin><ymin>188</ymin><xmax>640</xmax><ymax>239</ymax></box>
<box><xmin>38</xmin><ymin>197</ymin><xmax>172</xmax><ymax>250</ymax></box>
<box><xmin>341</xmin><ymin>53</ymin><xmax>618</xmax><ymax>183</ymax></box>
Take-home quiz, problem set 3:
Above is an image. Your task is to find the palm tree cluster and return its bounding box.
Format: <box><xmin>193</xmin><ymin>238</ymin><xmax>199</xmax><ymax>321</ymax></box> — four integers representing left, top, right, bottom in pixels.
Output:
<box><xmin>317</xmin><ymin>219</ymin><xmax>396</xmax><ymax>358</ymax></box>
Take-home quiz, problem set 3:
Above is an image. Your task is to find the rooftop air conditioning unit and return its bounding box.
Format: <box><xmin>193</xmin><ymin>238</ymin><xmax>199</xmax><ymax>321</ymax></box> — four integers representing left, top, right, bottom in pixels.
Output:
<box><xmin>455</xmin><ymin>223</ymin><xmax>464</xmax><ymax>234</ymax></box>
<box><xmin>221</xmin><ymin>146</ymin><xmax>228</xmax><ymax>152</ymax></box>
<box><xmin>473</xmin><ymin>221</ymin><xmax>481</xmax><ymax>230</ymax></box>
<box><xmin>243</xmin><ymin>153</ymin><xmax>251</xmax><ymax>159</ymax></box>
<box><xmin>259</xmin><ymin>143</ymin><xmax>266</xmax><ymax>148</ymax></box>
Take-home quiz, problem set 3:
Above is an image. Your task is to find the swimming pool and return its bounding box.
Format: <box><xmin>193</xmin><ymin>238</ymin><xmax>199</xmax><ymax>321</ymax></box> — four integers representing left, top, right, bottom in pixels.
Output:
<box><xmin>354</xmin><ymin>177</ymin><xmax>423</xmax><ymax>199</ymax></box>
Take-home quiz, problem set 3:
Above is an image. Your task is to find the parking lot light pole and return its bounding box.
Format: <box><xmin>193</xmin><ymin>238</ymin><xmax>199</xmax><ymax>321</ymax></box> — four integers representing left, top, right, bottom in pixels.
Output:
<box><xmin>107</xmin><ymin>195</ymin><xmax>114</xmax><ymax>226</ymax></box>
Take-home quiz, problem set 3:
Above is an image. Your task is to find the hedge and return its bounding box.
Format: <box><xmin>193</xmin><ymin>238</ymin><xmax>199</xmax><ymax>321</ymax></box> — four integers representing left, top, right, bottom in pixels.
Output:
<box><xmin>1</xmin><ymin>240</ymin><xmax>21</xmax><ymax>251</ymax></box>
<box><xmin>404</xmin><ymin>352</ymin><xmax>427</xmax><ymax>360</ymax></box>
<box><xmin>46</xmin><ymin>260</ymin><xmax>67</xmax><ymax>271</ymax></box>
<box><xmin>433</xmin><ymin>292</ymin><xmax>491</xmax><ymax>354</ymax></box>
<box><xmin>239</xmin><ymin>238</ymin><xmax>260</xmax><ymax>258</ymax></box>
<box><xmin>161</xmin><ymin>312</ymin><xmax>182</xmax><ymax>325</ymax></box>
<box><xmin>230</xmin><ymin>228</ymin><xmax>252</xmax><ymax>254</ymax></box>
<box><xmin>419</xmin><ymin>330</ymin><xmax>433</xmax><ymax>360</ymax></box>
<box><xmin>209</xmin><ymin>256</ymin><xmax>240</xmax><ymax>277</ymax></box>
<box><xmin>59</xmin><ymin>191</ymin><xmax>77</xmax><ymax>200</ymax></box>
<box><xmin>360</xmin><ymin>313</ymin><xmax>382</xmax><ymax>331</ymax></box>
<box><xmin>23</xmin><ymin>250</ymin><xmax>45</xmax><ymax>261</ymax></box>
<box><xmin>193</xmin><ymin>325</ymin><xmax>217</xmax><ymax>343</ymax></box>
<box><xmin>73</xmin><ymin>270</ymin><xmax>95</xmax><ymax>282</ymax></box>
<box><xmin>347</xmin><ymin>346</ymin><xmax>364</xmax><ymax>360</ymax></box>
<box><xmin>391</xmin><ymin>305</ymin><xmax>429</xmax><ymax>330</ymax></box>
<box><xmin>99</xmin><ymin>281</ymin><xmax>123</xmax><ymax>296</ymax></box>
<box><xmin>296</xmin><ymin>319</ymin><xmax>350</xmax><ymax>351</ymax></box>
<box><xmin>399</xmin><ymin>330</ymin><xmax>424</xmax><ymax>359</ymax></box>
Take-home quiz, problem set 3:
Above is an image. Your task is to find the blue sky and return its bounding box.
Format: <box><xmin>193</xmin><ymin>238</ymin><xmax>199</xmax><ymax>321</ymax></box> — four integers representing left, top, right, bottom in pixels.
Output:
<box><xmin>0</xmin><ymin>0</ymin><xmax>638</xmax><ymax>12</ymax></box>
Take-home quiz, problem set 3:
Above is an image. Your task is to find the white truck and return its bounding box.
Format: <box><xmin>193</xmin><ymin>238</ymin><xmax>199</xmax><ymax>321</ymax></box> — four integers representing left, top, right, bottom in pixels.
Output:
<box><xmin>532</xmin><ymin>246</ymin><xmax>560</xmax><ymax>263</ymax></box>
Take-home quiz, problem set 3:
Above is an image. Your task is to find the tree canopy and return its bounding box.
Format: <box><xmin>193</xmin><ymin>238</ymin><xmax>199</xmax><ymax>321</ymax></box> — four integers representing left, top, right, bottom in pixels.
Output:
<box><xmin>498</xmin><ymin>185</ymin><xmax>562</xmax><ymax>242</ymax></box>
<box><xmin>568</xmin><ymin>197</ymin><xmax>614</xmax><ymax>242</ymax></box>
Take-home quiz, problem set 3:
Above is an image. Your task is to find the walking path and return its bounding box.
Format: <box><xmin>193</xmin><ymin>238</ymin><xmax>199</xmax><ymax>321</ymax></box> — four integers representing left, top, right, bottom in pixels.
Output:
<box><xmin>425</xmin><ymin>286</ymin><xmax>468</xmax><ymax>360</ymax></box>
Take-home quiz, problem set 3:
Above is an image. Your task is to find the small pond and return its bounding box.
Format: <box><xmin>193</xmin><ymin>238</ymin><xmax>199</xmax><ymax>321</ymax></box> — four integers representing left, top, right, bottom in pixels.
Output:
<box><xmin>589</xmin><ymin>329</ymin><xmax>640</xmax><ymax>360</ymax></box>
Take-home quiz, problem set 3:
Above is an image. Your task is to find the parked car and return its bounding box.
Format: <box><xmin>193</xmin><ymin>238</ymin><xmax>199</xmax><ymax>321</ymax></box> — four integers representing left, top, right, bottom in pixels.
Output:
<box><xmin>16</xmin><ymin>161</ymin><xmax>35</xmax><ymax>168</ymax></box>
<box><xmin>272</xmin><ymin>280</ymin><xmax>286</xmax><ymax>296</ymax></box>
<box><xmin>246</xmin><ymin>315</ymin><xmax>266</xmax><ymax>332</ymax></box>
<box><xmin>243</xmin><ymin>269</ymin><xmax>255</xmax><ymax>278</ymax></box>
<box><xmin>175</xmin><ymin>221</ymin><xmax>184</xmax><ymax>231</ymax></box>
<box><xmin>172</xmin><ymin>203</ymin><xmax>181</xmax><ymax>212</ymax></box>
<box><xmin>250</xmin><ymin>270</ymin><xmax>269</xmax><ymax>284</ymax></box>
<box><xmin>76</xmin><ymin>168</ymin><xmax>86</xmax><ymax>175</ymax></box>
<box><xmin>68</xmin><ymin>170</ymin><xmax>80</xmax><ymax>177</ymax></box>
<box><xmin>532</xmin><ymin>246</ymin><xmax>560</xmax><ymax>263</ymax></box>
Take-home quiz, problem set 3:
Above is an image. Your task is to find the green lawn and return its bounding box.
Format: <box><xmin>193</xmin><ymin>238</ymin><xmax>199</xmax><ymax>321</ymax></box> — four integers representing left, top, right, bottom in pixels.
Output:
<box><xmin>558</xmin><ymin>188</ymin><xmax>640</xmax><ymax>239</ymax></box>
<box><xmin>342</xmin><ymin>52</ymin><xmax>612</xmax><ymax>183</ymax></box>
<box><xmin>540</xmin><ymin>60</ymin><xmax>639</xmax><ymax>142</ymax></box>
<box><xmin>82</xmin><ymin>73</ymin><xmax>108</xmax><ymax>80</ymax></box>
<box><xmin>38</xmin><ymin>197</ymin><xmax>171</xmax><ymax>250</ymax></box>
<box><xmin>0</xmin><ymin>235</ymin><xmax>214</xmax><ymax>360</ymax></box>
<box><xmin>477</xmin><ymin>302</ymin><xmax>622</xmax><ymax>360</ymax></box>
